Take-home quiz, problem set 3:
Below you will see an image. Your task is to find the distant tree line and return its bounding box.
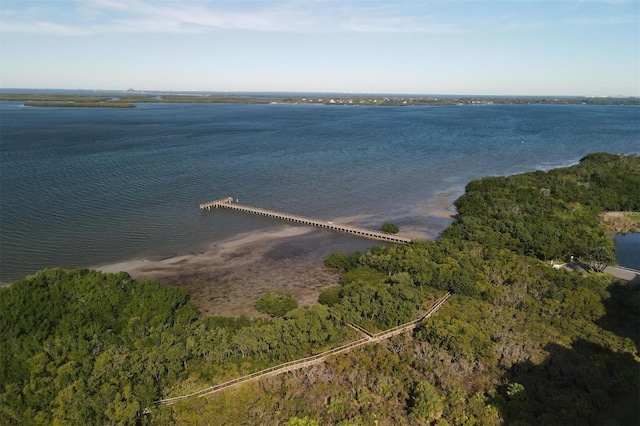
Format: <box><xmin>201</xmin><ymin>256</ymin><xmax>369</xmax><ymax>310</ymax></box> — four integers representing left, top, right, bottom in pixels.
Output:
<box><xmin>3</xmin><ymin>93</ymin><xmax>638</xmax><ymax>107</ymax></box>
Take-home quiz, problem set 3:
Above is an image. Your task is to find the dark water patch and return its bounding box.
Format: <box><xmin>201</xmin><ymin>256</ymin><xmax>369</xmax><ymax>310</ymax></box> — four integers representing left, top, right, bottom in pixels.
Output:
<box><xmin>615</xmin><ymin>233</ymin><xmax>640</xmax><ymax>270</ymax></box>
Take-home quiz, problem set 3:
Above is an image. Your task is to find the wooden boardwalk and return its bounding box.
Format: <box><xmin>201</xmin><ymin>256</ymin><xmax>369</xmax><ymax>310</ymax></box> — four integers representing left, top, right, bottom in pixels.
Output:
<box><xmin>200</xmin><ymin>196</ymin><xmax>412</xmax><ymax>244</ymax></box>
<box><xmin>155</xmin><ymin>292</ymin><xmax>451</xmax><ymax>405</ymax></box>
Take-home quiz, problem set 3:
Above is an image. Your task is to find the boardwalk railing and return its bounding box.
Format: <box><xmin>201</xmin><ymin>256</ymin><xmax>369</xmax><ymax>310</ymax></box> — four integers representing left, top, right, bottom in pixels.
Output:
<box><xmin>199</xmin><ymin>196</ymin><xmax>412</xmax><ymax>244</ymax></box>
<box><xmin>154</xmin><ymin>292</ymin><xmax>451</xmax><ymax>405</ymax></box>
<box><xmin>347</xmin><ymin>323</ymin><xmax>375</xmax><ymax>340</ymax></box>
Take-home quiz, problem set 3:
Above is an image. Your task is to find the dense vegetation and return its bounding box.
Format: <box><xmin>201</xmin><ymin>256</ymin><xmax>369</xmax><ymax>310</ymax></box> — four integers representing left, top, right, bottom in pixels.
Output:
<box><xmin>0</xmin><ymin>269</ymin><xmax>352</xmax><ymax>424</ymax></box>
<box><xmin>1</xmin><ymin>153</ymin><xmax>638</xmax><ymax>425</ymax></box>
<box><xmin>443</xmin><ymin>153</ymin><xmax>640</xmax><ymax>263</ymax></box>
<box><xmin>0</xmin><ymin>269</ymin><xmax>197</xmax><ymax>424</ymax></box>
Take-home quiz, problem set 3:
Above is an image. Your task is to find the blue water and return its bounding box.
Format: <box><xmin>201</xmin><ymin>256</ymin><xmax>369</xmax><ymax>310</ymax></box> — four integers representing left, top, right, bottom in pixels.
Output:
<box><xmin>1</xmin><ymin>102</ymin><xmax>639</xmax><ymax>283</ymax></box>
<box><xmin>615</xmin><ymin>233</ymin><xmax>640</xmax><ymax>270</ymax></box>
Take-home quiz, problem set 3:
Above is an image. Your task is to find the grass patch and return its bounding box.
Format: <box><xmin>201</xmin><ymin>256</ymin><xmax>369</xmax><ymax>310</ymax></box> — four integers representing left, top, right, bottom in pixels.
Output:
<box><xmin>625</xmin><ymin>212</ymin><xmax>640</xmax><ymax>222</ymax></box>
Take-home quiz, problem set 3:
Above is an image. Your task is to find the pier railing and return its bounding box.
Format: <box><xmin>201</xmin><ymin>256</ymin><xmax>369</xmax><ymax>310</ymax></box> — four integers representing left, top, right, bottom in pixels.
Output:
<box><xmin>199</xmin><ymin>196</ymin><xmax>412</xmax><ymax>244</ymax></box>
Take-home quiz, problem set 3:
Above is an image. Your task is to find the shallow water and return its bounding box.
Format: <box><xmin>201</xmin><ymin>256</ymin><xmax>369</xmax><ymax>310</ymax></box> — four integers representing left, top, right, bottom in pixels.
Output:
<box><xmin>1</xmin><ymin>102</ymin><xmax>638</xmax><ymax>282</ymax></box>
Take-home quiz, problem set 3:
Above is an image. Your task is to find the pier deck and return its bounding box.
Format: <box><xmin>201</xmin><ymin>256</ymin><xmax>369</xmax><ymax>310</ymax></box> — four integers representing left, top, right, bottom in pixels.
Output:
<box><xmin>199</xmin><ymin>196</ymin><xmax>412</xmax><ymax>244</ymax></box>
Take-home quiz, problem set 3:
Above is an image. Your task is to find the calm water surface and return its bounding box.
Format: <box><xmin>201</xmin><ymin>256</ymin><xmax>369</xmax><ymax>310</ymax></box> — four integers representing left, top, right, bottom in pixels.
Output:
<box><xmin>615</xmin><ymin>233</ymin><xmax>640</xmax><ymax>270</ymax></box>
<box><xmin>1</xmin><ymin>102</ymin><xmax>638</xmax><ymax>282</ymax></box>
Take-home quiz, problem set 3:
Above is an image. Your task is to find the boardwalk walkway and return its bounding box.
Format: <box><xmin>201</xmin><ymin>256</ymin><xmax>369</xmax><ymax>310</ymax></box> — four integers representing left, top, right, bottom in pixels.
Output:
<box><xmin>155</xmin><ymin>292</ymin><xmax>451</xmax><ymax>405</ymax></box>
<box><xmin>200</xmin><ymin>196</ymin><xmax>412</xmax><ymax>244</ymax></box>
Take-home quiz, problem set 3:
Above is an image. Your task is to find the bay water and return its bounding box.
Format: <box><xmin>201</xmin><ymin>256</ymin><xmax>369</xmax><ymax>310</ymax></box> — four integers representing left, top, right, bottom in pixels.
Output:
<box><xmin>615</xmin><ymin>233</ymin><xmax>640</xmax><ymax>270</ymax></box>
<box><xmin>1</xmin><ymin>102</ymin><xmax>638</xmax><ymax>283</ymax></box>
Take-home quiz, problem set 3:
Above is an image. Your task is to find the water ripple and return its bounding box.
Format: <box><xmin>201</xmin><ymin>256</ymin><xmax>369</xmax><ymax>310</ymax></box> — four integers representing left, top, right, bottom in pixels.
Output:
<box><xmin>1</xmin><ymin>103</ymin><xmax>639</xmax><ymax>282</ymax></box>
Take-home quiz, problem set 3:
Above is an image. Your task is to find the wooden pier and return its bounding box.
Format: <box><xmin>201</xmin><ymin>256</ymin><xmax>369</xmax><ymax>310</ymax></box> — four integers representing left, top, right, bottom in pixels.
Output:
<box><xmin>199</xmin><ymin>196</ymin><xmax>412</xmax><ymax>244</ymax></box>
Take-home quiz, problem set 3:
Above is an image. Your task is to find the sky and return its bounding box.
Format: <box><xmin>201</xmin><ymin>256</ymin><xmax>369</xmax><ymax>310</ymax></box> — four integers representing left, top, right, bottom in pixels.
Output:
<box><xmin>0</xmin><ymin>0</ymin><xmax>638</xmax><ymax>96</ymax></box>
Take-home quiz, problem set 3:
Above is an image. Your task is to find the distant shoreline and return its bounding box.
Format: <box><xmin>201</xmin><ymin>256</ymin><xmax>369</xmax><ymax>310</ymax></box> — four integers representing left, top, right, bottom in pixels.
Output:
<box><xmin>1</xmin><ymin>92</ymin><xmax>638</xmax><ymax>108</ymax></box>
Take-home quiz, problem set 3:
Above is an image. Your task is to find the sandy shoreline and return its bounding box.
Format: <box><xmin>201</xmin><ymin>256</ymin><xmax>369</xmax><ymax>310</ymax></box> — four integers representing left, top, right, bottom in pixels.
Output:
<box><xmin>95</xmin><ymin>194</ymin><xmax>457</xmax><ymax>318</ymax></box>
<box><xmin>97</xmin><ymin>226</ymin><xmax>333</xmax><ymax>318</ymax></box>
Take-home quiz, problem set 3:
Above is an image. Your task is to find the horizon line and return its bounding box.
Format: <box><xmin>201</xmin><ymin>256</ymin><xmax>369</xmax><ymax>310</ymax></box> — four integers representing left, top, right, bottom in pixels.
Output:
<box><xmin>1</xmin><ymin>87</ymin><xmax>638</xmax><ymax>99</ymax></box>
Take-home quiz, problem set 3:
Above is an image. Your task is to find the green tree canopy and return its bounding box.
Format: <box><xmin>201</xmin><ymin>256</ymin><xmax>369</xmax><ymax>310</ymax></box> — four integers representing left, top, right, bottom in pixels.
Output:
<box><xmin>381</xmin><ymin>222</ymin><xmax>400</xmax><ymax>234</ymax></box>
<box><xmin>255</xmin><ymin>291</ymin><xmax>298</xmax><ymax>317</ymax></box>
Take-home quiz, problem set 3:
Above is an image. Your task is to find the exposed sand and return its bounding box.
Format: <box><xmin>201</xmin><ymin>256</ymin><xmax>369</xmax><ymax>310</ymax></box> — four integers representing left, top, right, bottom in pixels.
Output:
<box><xmin>417</xmin><ymin>189</ymin><xmax>460</xmax><ymax>219</ymax></box>
<box><xmin>96</xmin><ymin>194</ymin><xmax>457</xmax><ymax>318</ymax></box>
<box><xmin>98</xmin><ymin>226</ymin><xmax>338</xmax><ymax>318</ymax></box>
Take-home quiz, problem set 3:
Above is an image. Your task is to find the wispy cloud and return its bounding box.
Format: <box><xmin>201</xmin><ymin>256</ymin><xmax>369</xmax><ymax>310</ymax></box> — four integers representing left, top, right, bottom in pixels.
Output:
<box><xmin>1</xmin><ymin>0</ymin><xmax>636</xmax><ymax>36</ymax></box>
<box><xmin>0</xmin><ymin>0</ymin><xmax>470</xmax><ymax>35</ymax></box>
<box><xmin>4</xmin><ymin>20</ymin><xmax>86</xmax><ymax>36</ymax></box>
<box><xmin>566</xmin><ymin>13</ymin><xmax>638</xmax><ymax>25</ymax></box>
<box><xmin>337</xmin><ymin>3</ymin><xmax>467</xmax><ymax>34</ymax></box>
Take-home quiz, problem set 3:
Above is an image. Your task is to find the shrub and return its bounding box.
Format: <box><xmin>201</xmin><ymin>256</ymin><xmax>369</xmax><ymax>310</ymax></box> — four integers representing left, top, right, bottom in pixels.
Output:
<box><xmin>318</xmin><ymin>286</ymin><xmax>342</xmax><ymax>306</ymax></box>
<box><xmin>410</xmin><ymin>381</ymin><xmax>445</xmax><ymax>421</ymax></box>
<box><xmin>381</xmin><ymin>222</ymin><xmax>399</xmax><ymax>234</ymax></box>
<box><xmin>255</xmin><ymin>291</ymin><xmax>298</xmax><ymax>317</ymax></box>
<box><xmin>324</xmin><ymin>252</ymin><xmax>361</xmax><ymax>270</ymax></box>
